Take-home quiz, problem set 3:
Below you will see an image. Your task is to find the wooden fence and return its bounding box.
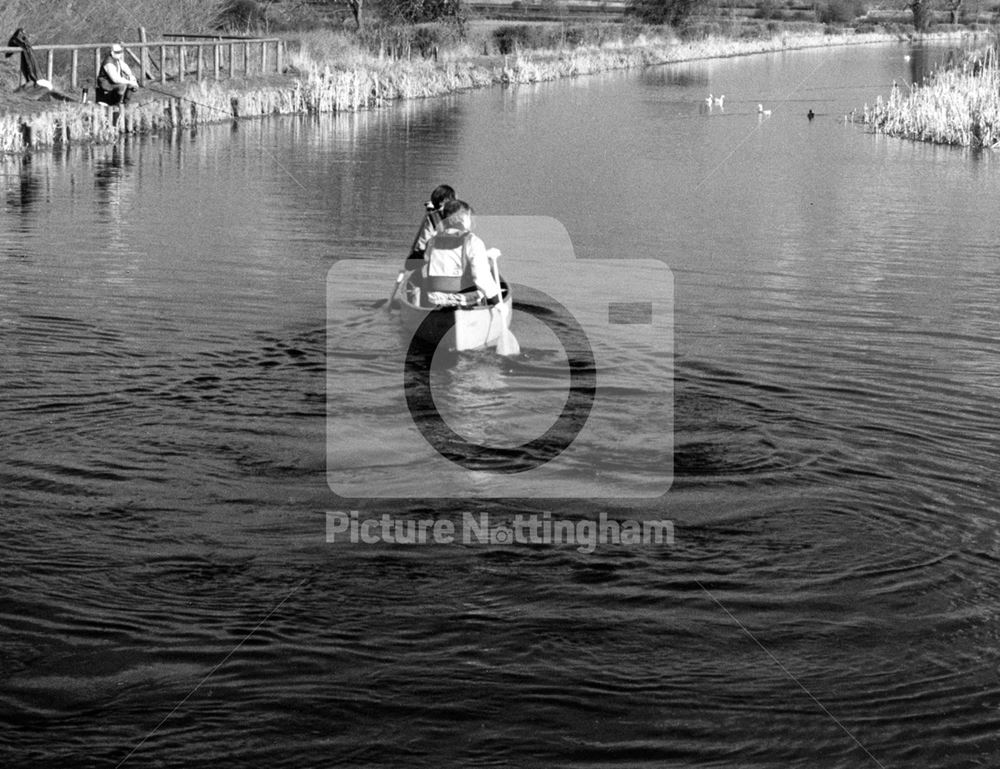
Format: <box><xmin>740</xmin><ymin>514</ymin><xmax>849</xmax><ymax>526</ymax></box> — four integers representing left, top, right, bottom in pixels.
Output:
<box><xmin>0</xmin><ymin>36</ymin><xmax>285</xmax><ymax>92</ymax></box>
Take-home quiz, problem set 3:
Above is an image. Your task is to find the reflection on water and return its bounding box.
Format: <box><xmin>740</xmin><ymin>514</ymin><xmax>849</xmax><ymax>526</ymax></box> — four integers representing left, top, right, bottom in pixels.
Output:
<box><xmin>3</xmin><ymin>41</ymin><xmax>1000</xmax><ymax>768</ymax></box>
<box><xmin>93</xmin><ymin>141</ymin><xmax>136</xmax><ymax>255</ymax></box>
<box><xmin>639</xmin><ymin>62</ymin><xmax>710</xmax><ymax>89</ymax></box>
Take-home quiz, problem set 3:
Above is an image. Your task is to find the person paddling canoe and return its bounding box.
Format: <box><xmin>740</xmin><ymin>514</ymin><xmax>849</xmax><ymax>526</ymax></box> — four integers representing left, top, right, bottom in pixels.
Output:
<box><xmin>423</xmin><ymin>199</ymin><xmax>503</xmax><ymax>308</ymax></box>
<box><xmin>405</xmin><ymin>184</ymin><xmax>455</xmax><ymax>270</ymax></box>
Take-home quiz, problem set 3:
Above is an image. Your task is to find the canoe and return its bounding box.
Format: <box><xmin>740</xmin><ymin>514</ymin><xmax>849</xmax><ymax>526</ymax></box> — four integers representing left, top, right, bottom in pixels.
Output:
<box><xmin>398</xmin><ymin>269</ymin><xmax>513</xmax><ymax>351</ymax></box>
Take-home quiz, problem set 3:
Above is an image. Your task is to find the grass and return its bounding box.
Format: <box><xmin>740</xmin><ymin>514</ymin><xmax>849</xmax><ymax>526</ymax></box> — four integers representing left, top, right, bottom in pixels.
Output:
<box><xmin>0</xmin><ymin>0</ymin><xmax>228</xmax><ymax>47</ymax></box>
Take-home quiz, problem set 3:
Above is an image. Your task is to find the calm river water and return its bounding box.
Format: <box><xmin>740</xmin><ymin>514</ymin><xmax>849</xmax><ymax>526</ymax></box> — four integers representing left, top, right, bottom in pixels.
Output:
<box><xmin>3</xmin><ymin>41</ymin><xmax>1000</xmax><ymax>768</ymax></box>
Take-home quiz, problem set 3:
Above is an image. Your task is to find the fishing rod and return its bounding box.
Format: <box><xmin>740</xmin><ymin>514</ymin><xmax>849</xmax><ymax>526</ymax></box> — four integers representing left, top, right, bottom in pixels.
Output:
<box><xmin>139</xmin><ymin>81</ymin><xmax>236</xmax><ymax>120</ymax></box>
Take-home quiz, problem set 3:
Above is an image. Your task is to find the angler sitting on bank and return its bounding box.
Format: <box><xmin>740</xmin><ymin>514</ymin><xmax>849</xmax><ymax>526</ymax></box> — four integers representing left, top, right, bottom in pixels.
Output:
<box><xmin>96</xmin><ymin>43</ymin><xmax>138</xmax><ymax>113</ymax></box>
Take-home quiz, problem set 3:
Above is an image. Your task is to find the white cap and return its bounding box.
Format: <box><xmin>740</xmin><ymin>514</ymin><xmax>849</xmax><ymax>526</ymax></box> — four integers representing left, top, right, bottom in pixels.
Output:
<box><xmin>111</xmin><ymin>43</ymin><xmax>123</xmax><ymax>57</ymax></box>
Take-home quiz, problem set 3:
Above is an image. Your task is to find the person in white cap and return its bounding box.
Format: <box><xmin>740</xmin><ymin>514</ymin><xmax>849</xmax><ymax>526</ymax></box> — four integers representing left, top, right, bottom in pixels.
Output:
<box><xmin>96</xmin><ymin>42</ymin><xmax>138</xmax><ymax>110</ymax></box>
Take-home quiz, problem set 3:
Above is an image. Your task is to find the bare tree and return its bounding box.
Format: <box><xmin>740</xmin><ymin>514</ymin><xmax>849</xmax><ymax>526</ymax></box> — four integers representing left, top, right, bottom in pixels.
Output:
<box><xmin>344</xmin><ymin>0</ymin><xmax>364</xmax><ymax>29</ymax></box>
<box><xmin>908</xmin><ymin>0</ymin><xmax>933</xmax><ymax>30</ymax></box>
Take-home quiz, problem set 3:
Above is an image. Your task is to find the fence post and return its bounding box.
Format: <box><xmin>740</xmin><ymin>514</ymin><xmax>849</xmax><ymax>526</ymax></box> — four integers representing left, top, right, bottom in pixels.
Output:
<box><xmin>135</xmin><ymin>43</ymin><xmax>144</xmax><ymax>83</ymax></box>
<box><xmin>179</xmin><ymin>44</ymin><xmax>185</xmax><ymax>82</ymax></box>
<box><xmin>138</xmin><ymin>27</ymin><xmax>148</xmax><ymax>83</ymax></box>
<box><xmin>196</xmin><ymin>43</ymin><xmax>203</xmax><ymax>80</ymax></box>
<box><xmin>214</xmin><ymin>42</ymin><xmax>220</xmax><ymax>80</ymax></box>
<box><xmin>94</xmin><ymin>48</ymin><xmax>102</xmax><ymax>90</ymax></box>
<box><xmin>243</xmin><ymin>41</ymin><xmax>249</xmax><ymax>75</ymax></box>
<box><xmin>260</xmin><ymin>40</ymin><xmax>267</xmax><ymax>74</ymax></box>
<box><xmin>160</xmin><ymin>44</ymin><xmax>166</xmax><ymax>84</ymax></box>
<box><xmin>47</xmin><ymin>49</ymin><xmax>54</xmax><ymax>83</ymax></box>
<box><xmin>71</xmin><ymin>48</ymin><xmax>78</xmax><ymax>88</ymax></box>
<box><xmin>276</xmin><ymin>40</ymin><xmax>282</xmax><ymax>74</ymax></box>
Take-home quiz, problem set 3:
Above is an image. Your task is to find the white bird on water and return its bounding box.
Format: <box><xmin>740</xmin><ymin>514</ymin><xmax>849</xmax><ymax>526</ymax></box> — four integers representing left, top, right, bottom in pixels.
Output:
<box><xmin>757</xmin><ymin>103</ymin><xmax>772</xmax><ymax>117</ymax></box>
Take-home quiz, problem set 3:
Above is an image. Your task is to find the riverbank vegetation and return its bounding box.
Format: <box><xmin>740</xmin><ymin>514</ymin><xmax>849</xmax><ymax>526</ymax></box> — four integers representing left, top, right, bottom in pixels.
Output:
<box><xmin>862</xmin><ymin>44</ymin><xmax>1000</xmax><ymax>147</ymax></box>
<box><xmin>1</xmin><ymin>0</ymin><xmax>998</xmax><ymax>152</ymax></box>
<box><xmin>0</xmin><ymin>24</ymin><xmax>905</xmax><ymax>153</ymax></box>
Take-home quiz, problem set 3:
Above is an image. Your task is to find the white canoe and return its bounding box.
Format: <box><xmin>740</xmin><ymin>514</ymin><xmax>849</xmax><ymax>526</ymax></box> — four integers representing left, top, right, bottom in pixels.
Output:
<box><xmin>398</xmin><ymin>270</ymin><xmax>513</xmax><ymax>351</ymax></box>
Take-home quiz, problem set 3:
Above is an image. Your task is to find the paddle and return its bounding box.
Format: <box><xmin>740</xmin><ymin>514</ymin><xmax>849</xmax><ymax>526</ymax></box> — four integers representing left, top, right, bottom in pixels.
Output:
<box><xmin>384</xmin><ymin>270</ymin><xmax>405</xmax><ymax>313</ymax></box>
<box><xmin>488</xmin><ymin>253</ymin><xmax>520</xmax><ymax>357</ymax></box>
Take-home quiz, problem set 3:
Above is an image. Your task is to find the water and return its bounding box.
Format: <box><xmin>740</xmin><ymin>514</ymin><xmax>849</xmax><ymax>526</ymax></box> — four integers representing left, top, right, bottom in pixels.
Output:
<box><xmin>3</xmin><ymin>41</ymin><xmax>1000</xmax><ymax>767</ymax></box>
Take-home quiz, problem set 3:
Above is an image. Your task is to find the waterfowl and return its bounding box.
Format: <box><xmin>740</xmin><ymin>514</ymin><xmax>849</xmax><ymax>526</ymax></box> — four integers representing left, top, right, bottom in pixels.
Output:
<box><xmin>757</xmin><ymin>103</ymin><xmax>772</xmax><ymax>117</ymax></box>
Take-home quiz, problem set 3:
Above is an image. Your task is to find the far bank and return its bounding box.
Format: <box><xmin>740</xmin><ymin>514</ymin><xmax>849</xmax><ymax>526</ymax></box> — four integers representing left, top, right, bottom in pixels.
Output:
<box><xmin>0</xmin><ymin>28</ymin><xmax>979</xmax><ymax>153</ymax></box>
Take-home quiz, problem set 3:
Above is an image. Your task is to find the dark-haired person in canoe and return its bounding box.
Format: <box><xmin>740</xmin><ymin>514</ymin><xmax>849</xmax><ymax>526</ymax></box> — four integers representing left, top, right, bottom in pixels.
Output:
<box><xmin>423</xmin><ymin>200</ymin><xmax>504</xmax><ymax>315</ymax></box>
<box><xmin>405</xmin><ymin>184</ymin><xmax>455</xmax><ymax>270</ymax></box>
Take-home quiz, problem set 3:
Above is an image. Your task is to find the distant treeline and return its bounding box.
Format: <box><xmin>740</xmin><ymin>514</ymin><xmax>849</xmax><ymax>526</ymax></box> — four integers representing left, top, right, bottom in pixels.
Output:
<box><xmin>466</xmin><ymin>0</ymin><xmax>1000</xmax><ymax>32</ymax></box>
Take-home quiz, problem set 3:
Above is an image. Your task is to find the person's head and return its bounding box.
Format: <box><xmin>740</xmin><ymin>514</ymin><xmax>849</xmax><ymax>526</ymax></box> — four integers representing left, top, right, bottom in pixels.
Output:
<box><xmin>429</xmin><ymin>184</ymin><xmax>456</xmax><ymax>212</ymax></box>
<box><xmin>111</xmin><ymin>43</ymin><xmax>124</xmax><ymax>60</ymax></box>
<box><xmin>441</xmin><ymin>199</ymin><xmax>473</xmax><ymax>231</ymax></box>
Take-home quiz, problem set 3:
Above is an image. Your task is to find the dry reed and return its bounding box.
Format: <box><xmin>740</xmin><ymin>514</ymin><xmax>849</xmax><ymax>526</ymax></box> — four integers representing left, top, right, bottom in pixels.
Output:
<box><xmin>862</xmin><ymin>45</ymin><xmax>1000</xmax><ymax>149</ymax></box>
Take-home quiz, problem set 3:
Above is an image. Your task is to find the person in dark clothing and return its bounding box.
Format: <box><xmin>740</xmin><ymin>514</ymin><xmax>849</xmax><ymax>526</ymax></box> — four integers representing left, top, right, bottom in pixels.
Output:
<box><xmin>405</xmin><ymin>184</ymin><xmax>455</xmax><ymax>270</ymax></box>
<box><xmin>5</xmin><ymin>28</ymin><xmax>40</xmax><ymax>85</ymax></box>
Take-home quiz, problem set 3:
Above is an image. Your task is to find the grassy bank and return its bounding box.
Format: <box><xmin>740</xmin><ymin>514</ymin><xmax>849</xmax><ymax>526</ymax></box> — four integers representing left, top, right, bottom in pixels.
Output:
<box><xmin>862</xmin><ymin>45</ymin><xmax>1000</xmax><ymax>148</ymax></box>
<box><xmin>0</xmin><ymin>27</ymin><xmax>975</xmax><ymax>152</ymax></box>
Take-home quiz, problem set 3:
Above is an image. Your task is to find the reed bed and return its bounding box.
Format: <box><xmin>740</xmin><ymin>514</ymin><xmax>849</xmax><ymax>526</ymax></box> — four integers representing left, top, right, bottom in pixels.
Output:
<box><xmin>0</xmin><ymin>28</ymin><xmax>972</xmax><ymax>152</ymax></box>
<box><xmin>862</xmin><ymin>46</ymin><xmax>1000</xmax><ymax>148</ymax></box>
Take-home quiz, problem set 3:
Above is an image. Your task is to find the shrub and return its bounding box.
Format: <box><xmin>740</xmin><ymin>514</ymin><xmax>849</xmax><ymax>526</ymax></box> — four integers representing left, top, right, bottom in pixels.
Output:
<box><xmin>492</xmin><ymin>24</ymin><xmax>556</xmax><ymax>54</ymax></box>
<box><xmin>756</xmin><ymin>0</ymin><xmax>783</xmax><ymax>20</ymax></box>
<box><xmin>818</xmin><ymin>0</ymin><xmax>867</xmax><ymax>24</ymax></box>
<box><xmin>738</xmin><ymin>20</ymin><xmax>773</xmax><ymax>39</ymax></box>
<box><xmin>218</xmin><ymin>0</ymin><xmax>266</xmax><ymax>31</ymax></box>
<box><xmin>260</xmin><ymin>0</ymin><xmax>331</xmax><ymax>32</ymax></box>
<box><xmin>355</xmin><ymin>21</ymin><xmax>461</xmax><ymax>59</ymax></box>
<box><xmin>381</xmin><ymin>0</ymin><xmax>464</xmax><ymax>24</ymax></box>
<box><xmin>412</xmin><ymin>24</ymin><xmax>450</xmax><ymax>57</ymax></box>
<box><xmin>619</xmin><ymin>18</ymin><xmax>657</xmax><ymax>42</ymax></box>
<box><xmin>677</xmin><ymin>20</ymin><xmax>722</xmax><ymax>40</ymax></box>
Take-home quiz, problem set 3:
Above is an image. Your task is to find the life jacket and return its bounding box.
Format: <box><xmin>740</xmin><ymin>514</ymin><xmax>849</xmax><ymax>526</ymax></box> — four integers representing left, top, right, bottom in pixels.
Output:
<box><xmin>424</xmin><ymin>231</ymin><xmax>474</xmax><ymax>294</ymax></box>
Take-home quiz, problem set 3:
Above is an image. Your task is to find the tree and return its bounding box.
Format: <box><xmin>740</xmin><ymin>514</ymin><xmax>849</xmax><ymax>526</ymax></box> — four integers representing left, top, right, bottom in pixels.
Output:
<box><xmin>345</xmin><ymin>0</ymin><xmax>364</xmax><ymax>29</ymax></box>
<box><xmin>336</xmin><ymin>0</ymin><xmax>464</xmax><ymax>28</ymax></box>
<box><xmin>943</xmin><ymin>0</ymin><xmax>962</xmax><ymax>23</ymax></box>
<box><xmin>907</xmin><ymin>0</ymin><xmax>933</xmax><ymax>29</ymax></box>
<box><xmin>381</xmin><ymin>0</ymin><xmax>464</xmax><ymax>23</ymax></box>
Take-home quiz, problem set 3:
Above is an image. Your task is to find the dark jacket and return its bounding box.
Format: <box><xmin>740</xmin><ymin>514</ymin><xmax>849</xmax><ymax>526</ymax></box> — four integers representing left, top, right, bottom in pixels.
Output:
<box><xmin>6</xmin><ymin>28</ymin><xmax>40</xmax><ymax>83</ymax></box>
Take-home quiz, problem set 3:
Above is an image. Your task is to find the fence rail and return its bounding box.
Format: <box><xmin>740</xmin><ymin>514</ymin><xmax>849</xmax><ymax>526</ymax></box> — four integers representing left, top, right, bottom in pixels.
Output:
<box><xmin>0</xmin><ymin>38</ymin><xmax>285</xmax><ymax>92</ymax></box>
